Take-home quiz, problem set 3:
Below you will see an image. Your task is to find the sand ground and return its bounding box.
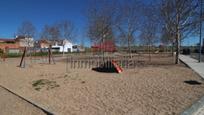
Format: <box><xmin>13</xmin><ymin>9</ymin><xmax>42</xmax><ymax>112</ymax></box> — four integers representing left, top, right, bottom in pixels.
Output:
<box><xmin>0</xmin><ymin>57</ymin><xmax>204</xmax><ymax>115</ymax></box>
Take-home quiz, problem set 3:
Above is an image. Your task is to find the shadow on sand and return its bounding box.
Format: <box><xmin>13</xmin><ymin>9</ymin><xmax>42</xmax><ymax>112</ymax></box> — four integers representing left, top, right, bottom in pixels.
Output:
<box><xmin>92</xmin><ymin>61</ymin><xmax>118</xmax><ymax>73</ymax></box>
<box><xmin>184</xmin><ymin>80</ymin><xmax>202</xmax><ymax>85</ymax></box>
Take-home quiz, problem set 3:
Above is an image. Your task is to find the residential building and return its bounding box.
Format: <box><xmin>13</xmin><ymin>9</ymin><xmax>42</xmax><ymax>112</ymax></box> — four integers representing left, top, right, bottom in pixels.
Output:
<box><xmin>0</xmin><ymin>36</ymin><xmax>34</xmax><ymax>53</ymax></box>
<box><xmin>35</xmin><ymin>40</ymin><xmax>50</xmax><ymax>49</ymax></box>
<box><xmin>0</xmin><ymin>38</ymin><xmax>20</xmax><ymax>53</ymax></box>
<box><xmin>15</xmin><ymin>36</ymin><xmax>34</xmax><ymax>47</ymax></box>
<box><xmin>51</xmin><ymin>39</ymin><xmax>73</xmax><ymax>52</ymax></box>
<box><xmin>91</xmin><ymin>40</ymin><xmax>116</xmax><ymax>52</ymax></box>
<box><xmin>72</xmin><ymin>45</ymin><xmax>85</xmax><ymax>52</ymax></box>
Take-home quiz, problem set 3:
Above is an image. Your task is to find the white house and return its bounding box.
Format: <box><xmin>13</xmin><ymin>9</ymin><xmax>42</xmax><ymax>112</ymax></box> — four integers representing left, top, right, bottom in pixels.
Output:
<box><xmin>72</xmin><ymin>44</ymin><xmax>85</xmax><ymax>52</ymax></box>
<box><xmin>52</xmin><ymin>39</ymin><xmax>73</xmax><ymax>52</ymax></box>
<box><xmin>16</xmin><ymin>36</ymin><xmax>34</xmax><ymax>47</ymax></box>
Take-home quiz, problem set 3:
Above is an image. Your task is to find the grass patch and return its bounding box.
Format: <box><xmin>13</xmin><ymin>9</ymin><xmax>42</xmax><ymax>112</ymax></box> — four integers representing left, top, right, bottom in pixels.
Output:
<box><xmin>32</xmin><ymin>79</ymin><xmax>60</xmax><ymax>91</ymax></box>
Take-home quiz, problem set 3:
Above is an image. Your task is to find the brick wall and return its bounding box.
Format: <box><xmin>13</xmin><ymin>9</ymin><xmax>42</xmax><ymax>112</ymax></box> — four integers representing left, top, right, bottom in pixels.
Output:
<box><xmin>0</xmin><ymin>43</ymin><xmax>20</xmax><ymax>52</ymax></box>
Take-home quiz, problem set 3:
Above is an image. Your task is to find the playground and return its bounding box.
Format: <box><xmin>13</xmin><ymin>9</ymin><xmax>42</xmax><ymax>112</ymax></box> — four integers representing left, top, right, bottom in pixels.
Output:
<box><xmin>0</xmin><ymin>53</ymin><xmax>204</xmax><ymax>115</ymax></box>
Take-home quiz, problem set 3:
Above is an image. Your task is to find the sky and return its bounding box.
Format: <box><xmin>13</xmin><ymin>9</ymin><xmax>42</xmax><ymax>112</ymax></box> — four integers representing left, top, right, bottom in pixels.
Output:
<box><xmin>0</xmin><ymin>0</ymin><xmax>202</xmax><ymax>46</ymax></box>
<box><xmin>0</xmin><ymin>0</ymin><xmax>89</xmax><ymax>44</ymax></box>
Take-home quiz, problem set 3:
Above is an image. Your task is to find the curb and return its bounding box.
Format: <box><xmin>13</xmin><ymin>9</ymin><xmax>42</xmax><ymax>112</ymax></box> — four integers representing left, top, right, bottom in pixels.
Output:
<box><xmin>181</xmin><ymin>96</ymin><xmax>204</xmax><ymax>115</ymax></box>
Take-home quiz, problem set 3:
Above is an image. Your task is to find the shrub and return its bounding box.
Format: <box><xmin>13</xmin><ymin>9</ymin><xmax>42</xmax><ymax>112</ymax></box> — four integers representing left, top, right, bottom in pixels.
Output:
<box><xmin>7</xmin><ymin>53</ymin><xmax>22</xmax><ymax>58</ymax></box>
<box><xmin>182</xmin><ymin>48</ymin><xmax>191</xmax><ymax>55</ymax></box>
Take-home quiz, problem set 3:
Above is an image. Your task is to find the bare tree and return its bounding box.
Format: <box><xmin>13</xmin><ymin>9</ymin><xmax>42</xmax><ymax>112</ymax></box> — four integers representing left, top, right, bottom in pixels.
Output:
<box><xmin>161</xmin><ymin>26</ymin><xmax>175</xmax><ymax>45</ymax></box>
<box><xmin>87</xmin><ymin>0</ymin><xmax>115</xmax><ymax>44</ymax></box>
<box><xmin>57</xmin><ymin>20</ymin><xmax>76</xmax><ymax>41</ymax></box>
<box><xmin>161</xmin><ymin>0</ymin><xmax>200</xmax><ymax>64</ymax></box>
<box><xmin>17</xmin><ymin>21</ymin><xmax>36</xmax><ymax>37</ymax></box>
<box><xmin>139</xmin><ymin>3</ymin><xmax>161</xmax><ymax>61</ymax></box>
<box><xmin>114</xmin><ymin>0</ymin><xmax>143</xmax><ymax>55</ymax></box>
<box><xmin>57</xmin><ymin>20</ymin><xmax>76</xmax><ymax>55</ymax></box>
<box><xmin>86</xmin><ymin>0</ymin><xmax>116</xmax><ymax>59</ymax></box>
<box><xmin>87</xmin><ymin>16</ymin><xmax>113</xmax><ymax>44</ymax></box>
<box><xmin>160</xmin><ymin>24</ymin><xmax>177</xmax><ymax>55</ymax></box>
<box><xmin>41</xmin><ymin>24</ymin><xmax>60</xmax><ymax>41</ymax></box>
<box><xmin>40</xmin><ymin>25</ymin><xmax>49</xmax><ymax>40</ymax></box>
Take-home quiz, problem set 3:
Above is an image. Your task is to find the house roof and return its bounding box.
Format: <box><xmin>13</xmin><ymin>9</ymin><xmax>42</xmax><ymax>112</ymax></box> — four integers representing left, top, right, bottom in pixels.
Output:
<box><xmin>91</xmin><ymin>40</ymin><xmax>116</xmax><ymax>52</ymax></box>
<box><xmin>37</xmin><ymin>39</ymin><xmax>50</xmax><ymax>44</ymax></box>
<box><xmin>0</xmin><ymin>38</ymin><xmax>15</xmax><ymax>42</ymax></box>
<box><xmin>0</xmin><ymin>43</ymin><xmax>20</xmax><ymax>50</ymax></box>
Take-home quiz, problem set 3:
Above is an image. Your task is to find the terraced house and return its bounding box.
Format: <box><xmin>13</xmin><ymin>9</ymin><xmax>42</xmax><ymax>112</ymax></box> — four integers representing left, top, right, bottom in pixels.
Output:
<box><xmin>0</xmin><ymin>36</ymin><xmax>34</xmax><ymax>53</ymax></box>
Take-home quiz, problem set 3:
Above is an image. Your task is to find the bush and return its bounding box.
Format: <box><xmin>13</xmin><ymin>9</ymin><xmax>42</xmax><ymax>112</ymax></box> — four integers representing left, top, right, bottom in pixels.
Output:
<box><xmin>7</xmin><ymin>53</ymin><xmax>22</xmax><ymax>58</ymax></box>
<box><xmin>182</xmin><ymin>48</ymin><xmax>191</xmax><ymax>55</ymax></box>
<box><xmin>31</xmin><ymin>52</ymin><xmax>48</xmax><ymax>56</ymax></box>
<box><xmin>0</xmin><ymin>49</ymin><xmax>3</xmax><ymax>54</ymax></box>
<box><xmin>193</xmin><ymin>49</ymin><xmax>199</xmax><ymax>53</ymax></box>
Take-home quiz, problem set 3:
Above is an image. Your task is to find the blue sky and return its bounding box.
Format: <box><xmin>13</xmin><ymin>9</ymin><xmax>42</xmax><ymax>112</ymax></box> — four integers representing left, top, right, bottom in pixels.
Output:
<box><xmin>0</xmin><ymin>0</ymin><xmax>201</xmax><ymax>46</ymax></box>
<box><xmin>0</xmin><ymin>0</ymin><xmax>89</xmax><ymax>44</ymax></box>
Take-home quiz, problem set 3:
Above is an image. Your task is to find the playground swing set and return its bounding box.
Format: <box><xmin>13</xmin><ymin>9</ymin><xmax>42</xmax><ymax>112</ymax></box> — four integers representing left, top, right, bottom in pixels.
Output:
<box><xmin>19</xmin><ymin>44</ymin><xmax>55</xmax><ymax>68</ymax></box>
<box><xmin>1</xmin><ymin>38</ymin><xmax>123</xmax><ymax>73</ymax></box>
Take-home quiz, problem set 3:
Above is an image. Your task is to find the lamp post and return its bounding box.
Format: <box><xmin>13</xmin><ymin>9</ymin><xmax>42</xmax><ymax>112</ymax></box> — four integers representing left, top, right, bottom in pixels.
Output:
<box><xmin>199</xmin><ymin>0</ymin><xmax>203</xmax><ymax>62</ymax></box>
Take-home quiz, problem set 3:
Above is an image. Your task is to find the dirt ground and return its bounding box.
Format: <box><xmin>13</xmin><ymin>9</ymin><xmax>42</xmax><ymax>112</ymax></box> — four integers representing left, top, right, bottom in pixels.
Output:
<box><xmin>0</xmin><ymin>57</ymin><xmax>204</xmax><ymax>115</ymax></box>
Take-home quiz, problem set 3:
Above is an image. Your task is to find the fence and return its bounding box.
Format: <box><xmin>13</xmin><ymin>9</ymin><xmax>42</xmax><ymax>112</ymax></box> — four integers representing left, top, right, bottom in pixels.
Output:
<box><xmin>65</xmin><ymin>53</ymin><xmax>174</xmax><ymax>70</ymax></box>
<box><xmin>190</xmin><ymin>53</ymin><xmax>204</xmax><ymax>62</ymax></box>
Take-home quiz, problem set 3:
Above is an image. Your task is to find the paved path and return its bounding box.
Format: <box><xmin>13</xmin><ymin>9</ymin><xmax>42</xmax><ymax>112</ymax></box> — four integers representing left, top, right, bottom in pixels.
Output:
<box><xmin>179</xmin><ymin>55</ymin><xmax>204</xmax><ymax>79</ymax></box>
<box><xmin>180</xmin><ymin>55</ymin><xmax>204</xmax><ymax>115</ymax></box>
<box><xmin>0</xmin><ymin>86</ymin><xmax>46</xmax><ymax>115</ymax></box>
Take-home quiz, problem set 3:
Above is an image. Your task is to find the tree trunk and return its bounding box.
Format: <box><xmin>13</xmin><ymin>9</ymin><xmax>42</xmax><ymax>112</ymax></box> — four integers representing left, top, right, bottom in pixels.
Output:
<box><xmin>48</xmin><ymin>45</ymin><xmax>51</xmax><ymax>64</ymax></box>
<box><xmin>175</xmin><ymin>11</ymin><xmax>180</xmax><ymax>64</ymax></box>
<box><xmin>19</xmin><ymin>47</ymin><xmax>27</xmax><ymax>67</ymax></box>
<box><xmin>171</xmin><ymin>42</ymin><xmax>174</xmax><ymax>56</ymax></box>
<box><xmin>63</xmin><ymin>45</ymin><xmax>65</xmax><ymax>57</ymax></box>
<box><xmin>102</xmin><ymin>37</ymin><xmax>105</xmax><ymax>62</ymax></box>
<box><xmin>128</xmin><ymin>38</ymin><xmax>131</xmax><ymax>56</ymax></box>
<box><xmin>148</xmin><ymin>44</ymin><xmax>151</xmax><ymax>62</ymax></box>
<box><xmin>175</xmin><ymin>32</ymin><xmax>180</xmax><ymax>64</ymax></box>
